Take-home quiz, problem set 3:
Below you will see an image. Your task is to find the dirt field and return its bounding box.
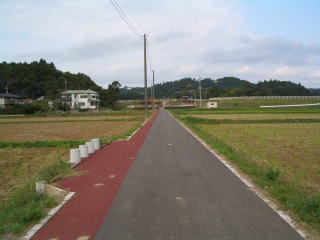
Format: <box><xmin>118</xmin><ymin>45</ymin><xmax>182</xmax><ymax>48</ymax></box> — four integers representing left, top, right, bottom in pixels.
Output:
<box><xmin>198</xmin><ymin>123</ymin><xmax>320</xmax><ymax>195</ymax></box>
<box><xmin>0</xmin><ymin>148</ymin><xmax>69</xmax><ymax>201</ymax></box>
<box><xmin>0</xmin><ymin>121</ymin><xmax>139</xmax><ymax>142</ymax></box>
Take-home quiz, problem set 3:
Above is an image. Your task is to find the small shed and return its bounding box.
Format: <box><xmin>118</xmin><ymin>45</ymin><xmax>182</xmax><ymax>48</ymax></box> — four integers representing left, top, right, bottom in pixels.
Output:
<box><xmin>206</xmin><ymin>101</ymin><xmax>218</xmax><ymax>109</ymax></box>
<box><xmin>0</xmin><ymin>93</ymin><xmax>20</xmax><ymax>109</ymax></box>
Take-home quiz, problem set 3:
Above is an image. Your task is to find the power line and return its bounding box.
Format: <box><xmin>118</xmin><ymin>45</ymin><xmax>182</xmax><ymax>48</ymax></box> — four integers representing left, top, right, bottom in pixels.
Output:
<box><xmin>146</xmin><ymin>38</ymin><xmax>153</xmax><ymax>73</ymax></box>
<box><xmin>119</xmin><ymin>0</ymin><xmax>143</xmax><ymax>32</ymax></box>
<box><xmin>110</xmin><ymin>0</ymin><xmax>142</xmax><ymax>38</ymax></box>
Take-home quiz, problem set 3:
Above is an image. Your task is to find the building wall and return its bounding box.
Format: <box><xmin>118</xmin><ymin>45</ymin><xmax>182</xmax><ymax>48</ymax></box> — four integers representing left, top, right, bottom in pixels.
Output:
<box><xmin>70</xmin><ymin>93</ymin><xmax>99</xmax><ymax>109</ymax></box>
<box><xmin>0</xmin><ymin>98</ymin><xmax>5</xmax><ymax>108</ymax></box>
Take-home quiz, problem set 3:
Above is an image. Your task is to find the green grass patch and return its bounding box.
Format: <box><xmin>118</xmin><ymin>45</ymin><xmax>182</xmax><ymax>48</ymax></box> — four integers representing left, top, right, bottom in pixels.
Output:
<box><xmin>0</xmin><ymin>160</ymin><xmax>74</xmax><ymax>237</ymax></box>
<box><xmin>170</xmin><ymin>105</ymin><xmax>320</xmax><ymax>115</ymax></box>
<box><xmin>0</xmin><ymin>117</ymin><xmax>143</xmax><ymax>125</ymax></box>
<box><xmin>0</xmin><ymin>140</ymin><xmax>84</xmax><ymax>149</ymax></box>
<box><xmin>182</xmin><ymin>116</ymin><xmax>320</xmax><ymax>125</ymax></box>
<box><xmin>37</xmin><ymin>160</ymin><xmax>74</xmax><ymax>183</ymax></box>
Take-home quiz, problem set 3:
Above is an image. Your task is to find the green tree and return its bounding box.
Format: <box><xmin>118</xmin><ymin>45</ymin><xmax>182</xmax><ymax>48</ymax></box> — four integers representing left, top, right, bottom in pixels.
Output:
<box><xmin>105</xmin><ymin>81</ymin><xmax>121</xmax><ymax>109</ymax></box>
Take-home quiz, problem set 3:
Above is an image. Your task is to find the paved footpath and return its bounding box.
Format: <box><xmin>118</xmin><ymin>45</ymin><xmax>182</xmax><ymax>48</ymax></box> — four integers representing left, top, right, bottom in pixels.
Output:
<box><xmin>94</xmin><ymin>110</ymin><xmax>303</xmax><ymax>240</ymax></box>
<box><xmin>31</xmin><ymin>114</ymin><xmax>158</xmax><ymax>240</ymax></box>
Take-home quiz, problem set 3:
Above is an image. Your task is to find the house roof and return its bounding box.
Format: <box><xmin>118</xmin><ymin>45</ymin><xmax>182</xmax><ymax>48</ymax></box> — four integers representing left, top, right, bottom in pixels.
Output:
<box><xmin>88</xmin><ymin>98</ymin><xmax>101</xmax><ymax>102</ymax></box>
<box><xmin>0</xmin><ymin>93</ymin><xmax>20</xmax><ymax>98</ymax></box>
<box><xmin>62</xmin><ymin>89</ymin><xmax>98</xmax><ymax>94</ymax></box>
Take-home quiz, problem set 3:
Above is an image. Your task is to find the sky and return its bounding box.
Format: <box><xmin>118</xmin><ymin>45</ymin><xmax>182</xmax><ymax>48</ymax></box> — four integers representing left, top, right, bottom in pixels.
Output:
<box><xmin>0</xmin><ymin>0</ymin><xmax>320</xmax><ymax>88</ymax></box>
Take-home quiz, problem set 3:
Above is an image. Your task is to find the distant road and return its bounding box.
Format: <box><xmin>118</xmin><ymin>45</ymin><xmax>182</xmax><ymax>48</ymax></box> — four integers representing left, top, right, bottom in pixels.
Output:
<box><xmin>95</xmin><ymin>109</ymin><xmax>303</xmax><ymax>240</ymax></box>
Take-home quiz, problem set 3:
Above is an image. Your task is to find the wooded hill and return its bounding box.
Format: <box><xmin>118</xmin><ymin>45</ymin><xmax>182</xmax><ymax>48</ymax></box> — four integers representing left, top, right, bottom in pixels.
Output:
<box><xmin>0</xmin><ymin>60</ymin><xmax>316</xmax><ymax>101</ymax></box>
<box><xmin>0</xmin><ymin>59</ymin><xmax>102</xmax><ymax>99</ymax></box>
<box><xmin>121</xmin><ymin>77</ymin><xmax>314</xmax><ymax>99</ymax></box>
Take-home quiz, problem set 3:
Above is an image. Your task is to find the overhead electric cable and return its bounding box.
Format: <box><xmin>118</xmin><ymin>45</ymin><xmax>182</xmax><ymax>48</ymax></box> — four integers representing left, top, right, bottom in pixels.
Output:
<box><xmin>119</xmin><ymin>0</ymin><xmax>143</xmax><ymax>32</ymax></box>
<box><xmin>146</xmin><ymin>38</ymin><xmax>153</xmax><ymax>72</ymax></box>
<box><xmin>110</xmin><ymin>0</ymin><xmax>142</xmax><ymax>37</ymax></box>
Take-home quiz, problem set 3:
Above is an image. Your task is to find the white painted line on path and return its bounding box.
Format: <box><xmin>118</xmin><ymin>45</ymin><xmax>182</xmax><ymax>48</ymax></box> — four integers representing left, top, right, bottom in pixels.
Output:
<box><xmin>22</xmin><ymin>192</ymin><xmax>75</xmax><ymax>240</ymax></box>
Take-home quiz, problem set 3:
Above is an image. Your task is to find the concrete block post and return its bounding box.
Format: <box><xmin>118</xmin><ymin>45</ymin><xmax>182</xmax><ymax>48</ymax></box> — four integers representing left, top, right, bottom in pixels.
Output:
<box><xmin>91</xmin><ymin>138</ymin><xmax>100</xmax><ymax>151</ymax></box>
<box><xmin>86</xmin><ymin>141</ymin><xmax>94</xmax><ymax>154</ymax></box>
<box><xmin>70</xmin><ymin>148</ymin><xmax>81</xmax><ymax>164</ymax></box>
<box><xmin>35</xmin><ymin>180</ymin><xmax>46</xmax><ymax>194</ymax></box>
<box><xmin>79</xmin><ymin>144</ymin><xmax>89</xmax><ymax>158</ymax></box>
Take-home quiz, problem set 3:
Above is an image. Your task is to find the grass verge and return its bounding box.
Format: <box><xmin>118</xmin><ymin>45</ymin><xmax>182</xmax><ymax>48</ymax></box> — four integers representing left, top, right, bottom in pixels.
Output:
<box><xmin>170</xmin><ymin>105</ymin><xmax>320</xmax><ymax>115</ymax></box>
<box><xmin>0</xmin><ymin>161</ymin><xmax>73</xmax><ymax>237</ymax></box>
<box><xmin>0</xmin><ymin>117</ymin><xmax>144</xmax><ymax>125</ymax></box>
<box><xmin>181</xmin><ymin>116</ymin><xmax>320</xmax><ymax>125</ymax></box>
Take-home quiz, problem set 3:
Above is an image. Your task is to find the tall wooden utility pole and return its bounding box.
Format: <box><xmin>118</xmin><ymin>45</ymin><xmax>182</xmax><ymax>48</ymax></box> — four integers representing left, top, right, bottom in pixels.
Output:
<box><xmin>152</xmin><ymin>70</ymin><xmax>155</xmax><ymax>111</ymax></box>
<box><xmin>144</xmin><ymin>34</ymin><xmax>148</xmax><ymax>121</ymax></box>
<box><xmin>199</xmin><ymin>77</ymin><xmax>202</xmax><ymax>108</ymax></box>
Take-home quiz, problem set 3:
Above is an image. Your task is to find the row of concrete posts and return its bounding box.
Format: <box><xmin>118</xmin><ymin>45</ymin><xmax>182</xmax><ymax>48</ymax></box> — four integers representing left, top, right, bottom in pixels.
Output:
<box><xmin>70</xmin><ymin>138</ymin><xmax>100</xmax><ymax>164</ymax></box>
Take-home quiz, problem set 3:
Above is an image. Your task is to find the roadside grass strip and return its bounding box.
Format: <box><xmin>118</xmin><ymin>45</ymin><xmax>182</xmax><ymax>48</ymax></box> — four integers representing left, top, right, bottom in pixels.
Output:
<box><xmin>0</xmin><ymin>140</ymin><xmax>84</xmax><ymax>149</ymax></box>
<box><xmin>181</xmin><ymin>116</ymin><xmax>320</xmax><ymax>125</ymax></box>
<box><xmin>0</xmin><ymin>161</ymin><xmax>73</xmax><ymax>237</ymax></box>
<box><xmin>170</xmin><ymin>105</ymin><xmax>320</xmax><ymax>115</ymax></box>
<box><xmin>171</xmin><ymin>111</ymin><xmax>320</xmax><ymax>237</ymax></box>
<box><xmin>0</xmin><ymin>117</ymin><xmax>143</xmax><ymax>125</ymax></box>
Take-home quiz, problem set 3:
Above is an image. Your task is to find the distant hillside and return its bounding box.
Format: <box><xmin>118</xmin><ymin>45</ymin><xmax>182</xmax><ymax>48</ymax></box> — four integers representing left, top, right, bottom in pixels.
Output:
<box><xmin>120</xmin><ymin>77</ymin><xmax>311</xmax><ymax>99</ymax></box>
<box><xmin>0</xmin><ymin>59</ymin><xmax>102</xmax><ymax>99</ymax></box>
<box><xmin>120</xmin><ymin>77</ymin><xmax>254</xmax><ymax>99</ymax></box>
<box><xmin>0</xmin><ymin>60</ymin><xmax>313</xmax><ymax>100</ymax></box>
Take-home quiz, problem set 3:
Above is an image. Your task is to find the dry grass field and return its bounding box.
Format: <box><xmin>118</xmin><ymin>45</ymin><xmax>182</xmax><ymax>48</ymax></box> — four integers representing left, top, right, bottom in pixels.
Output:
<box><xmin>198</xmin><ymin>123</ymin><xmax>320</xmax><ymax>195</ymax></box>
<box><xmin>0</xmin><ymin>115</ymin><xmax>135</xmax><ymax>122</ymax></box>
<box><xmin>0</xmin><ymin>111</ymin><xmax>145</xmax><ymax>203</ymax></box>
<box><xmin>0</xmin><ymin>121</ymin><xmax>139</xmax><ymax>142</ymax></box>
<box><xmin>0</xmin><ymin>148</ymin><xmax>68</xmax><ymax>202</ymax></box>
<box><xmin>187</xmin><ymin>113</ymin><xmax>320</xmax><ymax>120</ymax></box>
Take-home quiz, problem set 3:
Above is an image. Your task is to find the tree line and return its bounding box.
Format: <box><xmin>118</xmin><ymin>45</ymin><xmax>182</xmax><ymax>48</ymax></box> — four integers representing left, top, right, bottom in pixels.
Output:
<box><xmin>0</xmin><ymin>60</ymin><xmax>121</xmax><ymax>108</ymax></box>
<box><xmin>121</xmin><ymin>77</ymin><xmax>315</xmax><ymax>99</ymax></box>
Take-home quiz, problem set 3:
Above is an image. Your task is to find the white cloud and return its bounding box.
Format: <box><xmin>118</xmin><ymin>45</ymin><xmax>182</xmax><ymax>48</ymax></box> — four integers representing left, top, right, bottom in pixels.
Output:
<box><xmin>310</xmin><ymin>70</ymin><xmax>320</xmax><ymax>78</ymax></box>
<box><xmin>0</xmin><ymin>0</ymin><xmax>320</xmax><ymax>87</ymax></box>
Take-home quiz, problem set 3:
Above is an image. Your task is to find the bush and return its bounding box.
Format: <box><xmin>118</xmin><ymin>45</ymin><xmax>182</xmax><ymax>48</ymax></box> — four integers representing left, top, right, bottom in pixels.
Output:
<box><xmin>37</xmin><ymin>160</ymin><xmax>72</xmax><ymax>182</ymax></box>
<box><xmin>265</xmin><ymin>168</ymin><xmax>280</xmax><ymax>181</ymax></box>
<box><xmin>303</xmin><ymin>197</ymin><xmax>320</xmax><ymax>220</ymax></box>
<box><xmin>0</xmin><ymin>101</ymin><xmax>49</xmax><ymax>115</ymax></box>
<box><xmin>78</xmin><ymin>108</ymin><xmax>89</xmax><ymax>112</ymax></box>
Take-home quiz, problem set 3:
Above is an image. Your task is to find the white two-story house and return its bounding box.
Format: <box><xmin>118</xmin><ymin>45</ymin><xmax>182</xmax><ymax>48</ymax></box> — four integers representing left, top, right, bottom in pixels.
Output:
<box><xmin>61</xmin><ymin>89</ymin><xmax>100</xmax><ymax>109</ymax></box>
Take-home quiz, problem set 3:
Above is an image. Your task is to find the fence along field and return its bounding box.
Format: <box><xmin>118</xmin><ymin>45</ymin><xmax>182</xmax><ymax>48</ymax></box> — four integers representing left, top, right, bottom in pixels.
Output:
<box><xmin>0</xmin><ymin>111</ymin><xmax>145</xmax><ymax>237</ymax></box>
<box><xmin>171</xmin><ymin>105</ymin><xmax>320</xmax><ymax>238</ymax></box>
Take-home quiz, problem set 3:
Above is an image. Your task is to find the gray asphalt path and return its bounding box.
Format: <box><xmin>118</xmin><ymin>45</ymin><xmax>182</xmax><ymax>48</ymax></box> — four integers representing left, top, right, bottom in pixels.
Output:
<box><xmin>95</xmin><ymin>110</ymin><xmax>303</xmax><ymax>240</ymax></box>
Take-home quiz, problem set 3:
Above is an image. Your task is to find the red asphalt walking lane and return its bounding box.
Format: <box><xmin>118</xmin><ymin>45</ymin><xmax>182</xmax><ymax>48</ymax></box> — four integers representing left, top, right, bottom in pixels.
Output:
<box><xmin>31</xmin><ymin>114</ymin><xmax>158</xmax><ymax>240</ymax></box>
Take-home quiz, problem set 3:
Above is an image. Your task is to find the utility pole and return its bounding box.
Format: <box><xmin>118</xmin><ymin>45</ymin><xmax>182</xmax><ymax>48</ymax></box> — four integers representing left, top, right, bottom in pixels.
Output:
<box><xmin>144</xmin><ymin>34</ymin><xmax>148</xmax><ymax>121</ymax></box>
<box><xmin>152</xmin><ymin>70</ymin><xmax>155</xmax><ymax>111</ymax></box>
<box><xmin>199</xmin><ymin>77</ymin><xmax>202</xmax><ymax>108</ymax></box>
<box><xmin>5</xmin><ymin>84</ymin><xmax>8</xmax><ymax>94</ymax></box>
<box><xmin>64</xmin><ymin>78</ymin><xmax>68</xmax><ymax>112</ymax></box>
